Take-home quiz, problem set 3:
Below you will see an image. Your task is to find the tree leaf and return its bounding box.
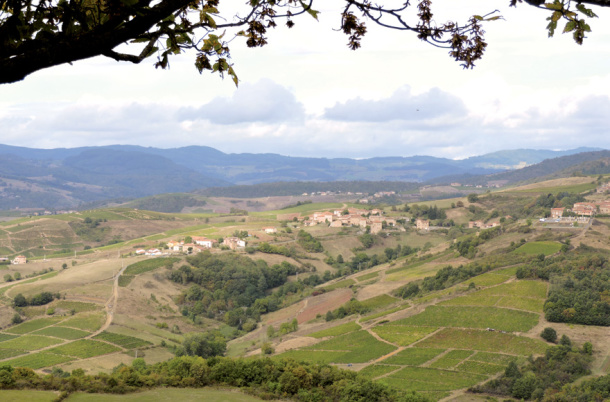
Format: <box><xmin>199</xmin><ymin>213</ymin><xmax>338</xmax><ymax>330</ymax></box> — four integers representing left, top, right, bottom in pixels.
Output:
<box><xmin>551</xmin><ymin>11</ymin><xmax>562</xmax><ymax>22</ymax></box>
<box><xmin>299</xmin><ymin>1</ymin><xmax>319</xmax><ymax>20</ymax></box>
<box><xmin>576</xmin><ymin>4</ymin><xmax>598</xmax><ymax>18</ymax></box>
<box><xmin>563</xmin><ymin>21</ymin><xmax>576</xmax><ymax>33</ymax></box>
<box><xmin>544</xmin><ymin>3</ymin><xmax>563</xmax><ymax>11</ymax></box>
<box><xmin>546</xmin><ymin>20</ymin><xmax>557</xmax><ymax>37</ymax></box>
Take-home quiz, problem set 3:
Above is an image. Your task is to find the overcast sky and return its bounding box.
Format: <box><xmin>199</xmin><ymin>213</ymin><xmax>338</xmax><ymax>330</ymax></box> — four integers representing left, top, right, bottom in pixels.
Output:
<box><xmin>1</xmin><ymin>0</ymin><xmax>609</xmax><ymax>159</ymax></box>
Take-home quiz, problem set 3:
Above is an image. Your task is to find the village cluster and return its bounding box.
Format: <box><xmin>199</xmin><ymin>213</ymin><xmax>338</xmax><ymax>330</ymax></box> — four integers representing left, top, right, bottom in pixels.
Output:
<box><xmin>301</xmin><ymin>208</ymin><xmax>397</xmax><ymax>234</ymax></box>
<box><xmin>135</xmin><ymin>235</ymin><xmax>249</xmax><ymax>256</ymax></box>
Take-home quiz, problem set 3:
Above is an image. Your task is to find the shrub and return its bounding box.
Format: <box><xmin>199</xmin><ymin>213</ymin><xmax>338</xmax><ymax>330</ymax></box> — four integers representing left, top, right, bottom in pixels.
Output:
<box><xmin>540</xmin><ymin>327</ymin><xmax>557</xmax><ymax>343</ymax></box>
<box><xmin>261</xmin><ymin>342</ymin><xmax>274</xmax><ymax>355</ymax></box>
<box><xmin>11</xmin><ymin>313</ymin><xmax>23</xmax><ymax>325</ymax></box>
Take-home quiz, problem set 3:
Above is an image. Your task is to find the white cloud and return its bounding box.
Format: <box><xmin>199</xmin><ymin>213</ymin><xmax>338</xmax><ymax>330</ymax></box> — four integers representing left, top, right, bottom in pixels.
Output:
<box><xmin>177</xmin><ymin>79</ymin><xmax>305</xmax><ymax>125</ymax></box>
<box><xmin>323</xmin><ymin>86</ymin><xmax>467</xmax><ymax>123</ymax></box>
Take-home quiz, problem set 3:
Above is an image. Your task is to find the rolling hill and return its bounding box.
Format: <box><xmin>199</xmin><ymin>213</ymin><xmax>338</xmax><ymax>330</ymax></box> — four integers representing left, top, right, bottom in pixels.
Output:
<box><xmin>0</xmin><ymin>144</ymin><xmax>603</xmax><ymax>209</ymax></box>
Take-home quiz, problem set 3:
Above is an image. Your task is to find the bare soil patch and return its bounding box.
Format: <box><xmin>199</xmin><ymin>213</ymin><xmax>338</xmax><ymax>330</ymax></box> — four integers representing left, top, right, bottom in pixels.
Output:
<box><xmin>356</xmin><ymin>281</ymin><xmax>405</xmax><ymax>301</ymax></box>
<box><xmin>263</xmin><ymin>301</ymin><xmax>305</xmax><ymax>326</ymax></box>
<box><xmin>274</xmin><ymin>336</ymin><xmax>320</xmax><ymax>353</ymax></box>
<box><xmin>296</xmin><ymin>289</ymin><xmax>352</xmax><ymax>323</ymax></box>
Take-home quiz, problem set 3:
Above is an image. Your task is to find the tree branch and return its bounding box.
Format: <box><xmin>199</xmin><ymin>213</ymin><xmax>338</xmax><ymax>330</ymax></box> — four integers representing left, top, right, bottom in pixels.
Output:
<box><xmin>0</xmin><ymin>0</ymin><xmax>193</xmax><ymax>84</ymax></box>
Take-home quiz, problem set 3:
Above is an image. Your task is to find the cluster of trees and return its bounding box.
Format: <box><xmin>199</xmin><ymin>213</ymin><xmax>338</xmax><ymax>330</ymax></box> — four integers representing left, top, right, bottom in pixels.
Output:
<box><xmin>358</xmin><ymin>233</ymin><xmax>376</xmax><ymax>249</ymax></box>
<box><xmin>547</xmin><ymin>372</ymin><xmax>610</xmax><ymax>401</ymax></box>
<box><xmin>267</xmin><ymin>319</ymin><xmax>299</xmax><ymax>338</ymax></box>
<box><xmin>171</xmin><ymin>253</ymin><xmax>332</xmax><ymax>331</ymax></box>
<box><xmin>453</xmin><ymin>226</ymin><xmax>502</xmax><ymax>258</ymax></box>
<box><xmin>170</xmin><ymin>253</ymin><xmax>297</xmax><ymax>329</ymax></box>
<box><xmin>520</xmin><ymin>191</ymin><xmax>587</xmax><ymax>218</ymax></box>
<box><xmin>173</xmin><ymin>333</ymin><xmax>226</xmax><ymax>359</ymax></box>
<box><xmin>327</xmin><ymin>244</ymin><xmax>418</xmax><ymax>276</ymax></box>
<box><xmin>280</xmin><ymin>200</ymin><xmax>313</xmax><ymax>210</ymax></box>
<box><xmin>325</xmin><ymin>299</ymin><xmax>370</xmax><ymax>321</ymax></box>
<box><xmin>470</xmin><ymin>338</ymin><xmax>593</xmax><ymax>400</ymax></box>
<box><xmin>0</xmin><ymin>356</ymin><xmax>429</xmax><ymax>401</ymax></box>
<box><xmin>408</xmin><ymin>204</ymin><xmax>447</xmax><ymax>221</ymax></box>
<box><xmin>69</xmin><ymin>217</ymin><xmax>110</xmax><ymax>243</ymax></box>
<box><xmin>535</xmin><ymin>192</ymin><xmax>585</xmax><ymax>210</ymax></box>
<box><xmin>255</xmin><ymin>242</ymin><xmax>297</xmax><ymax>258</ymax></box>
<box><xmin>297</xmin><ymin>230</ymin><xmax>323</xmax><ymax>253</ymax></box>
<box><xmin>454</xmin><ymin>235</ymin><xmax>484</xmax><ymax>259</ymax></box>
<box><xmin>517</xmin><ymin>247</ymin><xmax>610</xmax><ymax>326</ymax></box>
<box><xmin>394</xmin><ymin>254</ymin><xmax>524</xmax><ymax>299</ymax></box>
<box><xmin>13</xmin><ymin>291</ymin><xmax>60</xmax><ymax>308</ymax></box>
<box><xmin>3</xmin><ymin>272</ymin><xmax>21</xmax><ymax>282</ymax></box>
<box><xmin>128</xmin><ymin>195</ymin><xmax>206</xmax><ymax>213</ymax></box>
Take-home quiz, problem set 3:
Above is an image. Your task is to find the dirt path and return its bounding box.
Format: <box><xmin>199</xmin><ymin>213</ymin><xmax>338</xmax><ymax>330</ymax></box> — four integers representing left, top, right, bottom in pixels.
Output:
<box><xmin>0</xmin><ymin>259</ymin><xmax>126</xmax><ymax>364</ymax></box>
<box><xmin>372</xmin><ymin>346</ymin><xmax>405</xmax><ymax>363</ymax></box>
<box><xmin>91</xmin><ymin>261</ymin><xmax>128</xmax><ymax>337</ymax></box>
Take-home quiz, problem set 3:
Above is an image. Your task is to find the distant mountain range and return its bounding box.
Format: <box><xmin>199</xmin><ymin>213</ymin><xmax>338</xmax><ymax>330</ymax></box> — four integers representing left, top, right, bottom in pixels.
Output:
<box><xmin>430</xmin><ymin>150</ymin><xmax>610</xmax><ymax>186</ymax></box>
<box><xmin>0</xmin><ymin>144</ymin><xmax>603</xmax><ymax>209</ymax></box>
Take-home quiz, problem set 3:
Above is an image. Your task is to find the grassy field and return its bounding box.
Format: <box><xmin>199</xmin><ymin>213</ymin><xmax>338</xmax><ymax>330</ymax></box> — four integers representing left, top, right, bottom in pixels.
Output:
<box><xmin>61</xmin><ymin>313</ymin><xmax>106</xmax><ymax>331</ymax></box>
<box><xmin>3</xmin><ymin>316</ymin><xmax>65</xmax><ymax>334</ymax></box>
<box><xmin>469</xmin><ymin>351</ymin><xmax>518</xmax><ymax>365</ymax></box>
<box><xmin>391</xmin><ymin>306</ymin><xmax>539</xmax><ymax>332</ymax></box>
<box><xmin>428</xmin><ymin>350</ymin><xmax>474</xmax><ymax>369</ymax></box>
<box><xmin>358</xmin><ymin>364</ymin><xmax>401</xmax><ymax>379</ymax></box>
<box><xmin>55</xmin><ymin>301</ymin><xmax>99</xmax><ymax>313</ymax></box>
<box><xmin>382</xmin><ymin>348</ymin><xmax>444</xmax><ymax>366</ymax></box>
<box><xmin>307</xmin><ymin>322</ymin><xmax>361</xmax><ymax>338</ymax></box>
<box><xmin>32</xmin><ymin>326</ymin><xmax>90</xmax><ymax>340</ymax></box>
<box><xmin>48</xmin><ymin>339</ymin><xmax>121</xmax><ymax>358</ymax></box>
<box><xmin>439</xmin><ymin>280</ymin><xmax>548</xmax><ymax>313</ymax></box>
<box><xmin>379</xmin><ymin>366</ymin><xmax>487</xmax><ymax>392</ymax></box>
<box><xmin>455</xmin><ymin>360</ymin><xmax>506</xmax><ymax>375</ymax></box>
<box><xmin>273</xmin><ymin>350</ymin><xmax>347</xmax><ymax>364</ymax></box>
<box><xmin>0</xmin><ymin>335</ymin><xmax>64</xmax><ymax>350</ymax></box>
<box><xmin>93</xmin><ymin>332</ymin><xmax>152</xmax><ymax>349</ymax></box>
<box><xmin>119</xmin><ymin>275</ymin><xmax>134</xmax><ymax>287</ymax></box>
<box><xmin>415</xmin><ymin>328</ymin><xmax>548</xmax><ymax>355</ymax></box>
<box><xmin>468</xmin><ymin>271</ymin><xmax>513</xmax><ymax>287</ymax></box>
<box><xmin>4</xmin><ymin>351</ymin><xmax>75</xmax><ymax>369</ymax></box>
<box><xmin>322</xmin><ymin>279</ymin><xmax>355</xmax><ymax>291</ymax></box>
<box><xmin>514</xmin><ymin>241</ymin><xmax>562</xmax><ymax>256</ymax></box>
<box><xmin>372</xmin><ymin>325</ymin><xmax>438</xmax><ymax>346</ymax></box>
<box><xmin>297</xmin><ymin>330</ymin><xmax>396</xmax><ymax>363</ymax></box>
<box><xmin>385</xmin><ymin>261</ymin><xmax>449</xmax><ymax>282</ymax></box>
<box><xmin>360</xmin><ymin>305</ymin><xmax>407</xmax><ymax>323</ymax></box>
<box><xmin>0</xmin><ymin>390</ymin><xmax>58</xmax><ymax>402</ymax></box>
<box><xmin>360</xmin><ymin>294</ymin><xmax>398</xmax><ymax>310</ymax></box>
<box><xmin>355</xmin><ymin>271</ymin><xmax>379</xmax><ymax>282</ymax></box>
<box><xmin>65</xmin><ymin>388</ymin><xmax>264</xmax><ymax>401</ymax></box>
<box><xmin>0</xmin><ymin>349</ymin><xmax>28</xmax><ymax>359</ymax></box>
<box><xmin>123</xmin><ymin>258</ymin><xmax>180</xmax><ymax>276</ymax></box>
<box><xmin>0</xmin><ymin>333</ymin><xmax>18</xmax><ymax>342</ymax></box>
<box><xmin>510</xmin><ymin>182</ymin><xmax>597</xmax><ymax>194</ymax></box>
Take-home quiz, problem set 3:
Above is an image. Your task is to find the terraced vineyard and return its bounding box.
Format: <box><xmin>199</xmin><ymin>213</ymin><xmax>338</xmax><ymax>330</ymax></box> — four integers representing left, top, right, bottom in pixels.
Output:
<box><xmin>0</xmin><ymin>184</ymin><xmax>609</xmax><ymax>402</ymax></box>
<box><xmin>272</xmin><ymin>269</ymin><xmax>553</xmax><ymax>400</ymax></box>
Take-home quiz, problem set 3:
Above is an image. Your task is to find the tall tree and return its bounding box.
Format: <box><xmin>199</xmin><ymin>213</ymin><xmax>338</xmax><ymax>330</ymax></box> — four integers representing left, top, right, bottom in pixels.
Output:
<box><xmin>1</xmin><ymin>0</ymin><xmax>603</xmax><ymax>84</ymax></box>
